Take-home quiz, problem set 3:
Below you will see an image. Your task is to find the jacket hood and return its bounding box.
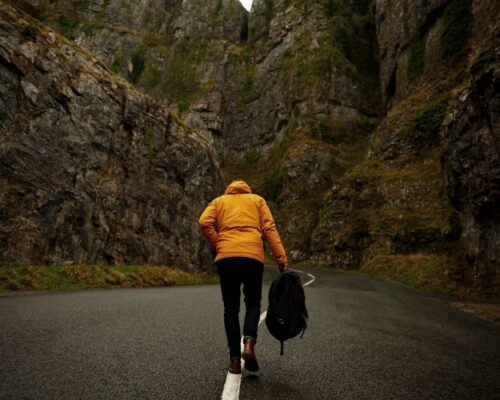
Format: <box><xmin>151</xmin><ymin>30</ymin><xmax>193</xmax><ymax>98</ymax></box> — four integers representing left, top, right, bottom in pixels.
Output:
<box><xmin>225</xmin><ymin>180</ymin><xmax>252</xmax><ymax>195</ymax></box>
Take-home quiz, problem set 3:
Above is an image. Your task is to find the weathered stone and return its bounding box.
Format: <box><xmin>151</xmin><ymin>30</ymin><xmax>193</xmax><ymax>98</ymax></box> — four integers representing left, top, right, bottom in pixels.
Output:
<box><xmin>442</xmin><ymin>44</ymin><xmax>500</xmax><ymax>295</ymax></box>
<box><xmin>8</xmin><ymin>0</ymin><xmax>500</xmax><ymax>294</ymax></box>
<box><xmin>0</xmin><ymin>1</ymin><xmax>224</xmax><ymax>269</ymax></box>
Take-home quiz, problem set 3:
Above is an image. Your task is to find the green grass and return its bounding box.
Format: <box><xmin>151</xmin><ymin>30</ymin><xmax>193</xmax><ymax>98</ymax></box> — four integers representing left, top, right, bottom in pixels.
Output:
<box><xmin>0</xmin><ymin>264</ymin><xmax>218</xmax><ymax>292</ymax></box>
<box><xmin>360</xmin><ymin>252</ymin><xmax>499</xmax><ymax>301</ymax></box>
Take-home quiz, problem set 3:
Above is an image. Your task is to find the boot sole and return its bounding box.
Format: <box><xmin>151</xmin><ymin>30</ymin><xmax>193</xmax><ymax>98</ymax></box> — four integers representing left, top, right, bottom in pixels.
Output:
<box><xmin>242</xmin><ymin>352</ymin><xmax>259</xmax><ymax>374</ymax></box>
<box><xmin>228</xmin><ymin>368</ymin><xmax>242</xmax><ymax>374</ymax></box>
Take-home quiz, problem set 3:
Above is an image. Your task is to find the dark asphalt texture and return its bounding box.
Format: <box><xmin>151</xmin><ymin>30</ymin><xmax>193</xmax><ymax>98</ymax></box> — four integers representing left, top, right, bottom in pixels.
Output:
<box><xmin>1</xmin><ymin>267</ymin><xmax>499</xmax><ymax>400</ymax></box>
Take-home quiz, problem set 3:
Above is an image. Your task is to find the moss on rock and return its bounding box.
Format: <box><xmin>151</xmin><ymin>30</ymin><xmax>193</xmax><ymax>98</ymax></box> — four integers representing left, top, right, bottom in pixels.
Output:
<box><xmin>441</xmin><ymin>0</ymin><xmax>473</xmax><ymax>60</ymax></box>
<box><xmin>412</xmin><ymin>97</ymin><xmax>449</xmax><ymax>144</ymax></box>
<box><xmin>407</xmin><ymin>34</ymin><xmax>426</xmax><ymax>82</ymax></box>
<box><xmin>127</xmin><ymin>45</ymin><xmax>147</xmax><ymax>84</ymax></box>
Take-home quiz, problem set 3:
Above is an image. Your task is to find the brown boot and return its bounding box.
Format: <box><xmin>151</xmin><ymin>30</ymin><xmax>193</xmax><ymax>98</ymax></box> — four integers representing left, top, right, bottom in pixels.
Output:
<box><xmin>242</xmin><ymin>337</ymin><xmax>259</xmax><ymax>374</ymax></box>
<box><xmin>228</xmin><ymin>357</ymin><xmax>241</xmax><ymax>374</ymax></box>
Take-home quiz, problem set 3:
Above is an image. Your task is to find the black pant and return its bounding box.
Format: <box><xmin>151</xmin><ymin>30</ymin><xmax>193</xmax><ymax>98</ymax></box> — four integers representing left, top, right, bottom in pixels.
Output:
<box><xmin>216</xmin><ymin>257</ymin><xmax>264</xmax><ymax>359</ymax></box>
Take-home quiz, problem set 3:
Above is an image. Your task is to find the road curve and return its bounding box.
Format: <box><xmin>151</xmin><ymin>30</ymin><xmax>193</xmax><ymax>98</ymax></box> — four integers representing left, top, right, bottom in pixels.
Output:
<box><xmin>1</xmin><ymin>267</ymin><xmax>499</xmax><ymax>400</ymax></box>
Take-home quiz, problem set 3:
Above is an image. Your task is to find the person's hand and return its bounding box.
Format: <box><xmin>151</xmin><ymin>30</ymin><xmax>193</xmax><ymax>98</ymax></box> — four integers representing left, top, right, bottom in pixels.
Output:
<box><xmin>278</xmin><ymin>263</ymin><xmax>288</xmax><ymax>273</ymax></box>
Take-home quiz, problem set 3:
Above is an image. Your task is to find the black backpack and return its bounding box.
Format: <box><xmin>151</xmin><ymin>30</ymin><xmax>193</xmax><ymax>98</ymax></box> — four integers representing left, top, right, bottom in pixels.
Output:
<box><xmin>265</xmin><ymin>271</ymin><xmax>309</xmax><ymax>355</ymax></box>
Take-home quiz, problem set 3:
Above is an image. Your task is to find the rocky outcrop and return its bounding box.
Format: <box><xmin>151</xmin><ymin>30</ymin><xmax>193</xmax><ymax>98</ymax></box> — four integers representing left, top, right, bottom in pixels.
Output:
<box><xmin>0</xmin><ymin>2</ymin><xmax>224</xmax><ymax>269</ymax></box>
<box><xmin>442</xmin><ymin>44</ymin><xmax>500</xmax><ymax>295</ymax></box>
<box><xmin>7</xmin><ymin>0</ymin><xmax>500</xmax><ymax>295</ymax></box>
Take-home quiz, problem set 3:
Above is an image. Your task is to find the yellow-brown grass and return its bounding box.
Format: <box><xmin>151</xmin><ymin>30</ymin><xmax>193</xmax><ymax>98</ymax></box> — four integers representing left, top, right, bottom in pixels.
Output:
<box><xmin>0</xmin><ymin>264</ymin><xmax>218</xmax><ymax>292</ymax></box>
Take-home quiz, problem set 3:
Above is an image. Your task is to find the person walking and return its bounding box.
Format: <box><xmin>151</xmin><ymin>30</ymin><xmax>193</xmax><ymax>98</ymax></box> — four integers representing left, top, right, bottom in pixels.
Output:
<box><xmin>198</xmin><ymin>180</ymin><xmax>288</xmax><ymax>374</ymax></box>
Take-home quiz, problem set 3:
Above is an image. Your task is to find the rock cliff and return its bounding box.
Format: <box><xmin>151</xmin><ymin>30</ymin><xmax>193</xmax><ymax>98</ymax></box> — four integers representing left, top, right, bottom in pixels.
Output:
<box><xmin>442</xmin><ymin>46</ymin><xmax>500</xmax><ymax>294</ymax></box>
<box><xmin>6</xmin><ymin>0</ymin><xmax>500</xmax><ymax>295</ymax></box>
<box><xmin>0</xmin><ymin>1</ymin><xmax>224</xmax><ymax>269</ymax></box>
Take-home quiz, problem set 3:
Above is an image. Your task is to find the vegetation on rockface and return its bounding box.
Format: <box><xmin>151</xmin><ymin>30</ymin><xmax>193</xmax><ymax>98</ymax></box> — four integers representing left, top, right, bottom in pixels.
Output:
<box><xmin>57</xmin><ymin>15</ymin><xmax>79</xmax><ymax>39</ymax></box>
<box><xmin>127</xmin><ymin>45</ymin><xmax>146</xmax><ymax>84</ymax></box>
<box><xmin>110</xmin><ymin>55</ymin><xmax>123</xmax><ymax>74</ymax></box>
<box><xmin>221</xmin><ymin>151</ymin><xmax>283</xmax><ymax>201</ymax></box>
<box><xmin>275</xmin><ymin>1</ymin><xmax>378</xmax><ymax>99</ymax></box>
<box><xmin>411</xmin><ymin>98</ymin><xmax>449</xmax><ymax>144</ymax></box>
<box><xmin>441</xmin><ymin>0</ymin><xmax>473</xmax><ymax>60</ymax></box>
<box><xmin>342</xmin><ymin>158</ymin><xmax>454</xmax><ymax>244</ymax></box>
<box><xmin>263</xmin><ymin>0</ymin><xmax>274</xmax><ymax>21</ymax></box>
<box><xmin>162</xmin><ymin>38</ymin><xmax>208</xmax><ymax>112</ymax></box>
<box><xmin>0</xmin><ymin>264</ymin><xmax>218</xmax><ymax>291</ymax></box>
<box><xmin>278</xmin><ymin>31</ymin><xmax>334</xmax><ymax>97</ymax></box>
<box><xmin>264</xmin><ymin>165</ymin><xmax>287</xmax><ymax>202</ymax></box>
<box><xmin>331</xmin><ymin>3</ymin><xmax>379</xmax><ymax>89</ymax></box>
<box><xmin>238</xmin><ymin>64</ymin><xmax>257</xmax><ymax>103</ymax></box>
<box><xmin>143</xmin><ymin>121</ymin><xmax>156</xmax><ymax>158</ymax></box>
<box><xmin>309</xmin><ymin>145</ymin><xmax>459</xmax><ymax>272</ymax></box>
<box><xmin>7</xmin><ymin>0</ymin><xmax>497</xmax><ymax>300</ymax></box>
<box><xmin>407</xmin><ymin>34</ymin><xmax>427</xmax><ymax>82</ymax></box>
<box><xmin>319</xmin><ymin>0</ymin><xmax>345</xmax><ymax>17</ymax></box>
<box><xmin>361</xmin><ymin>253</ymin><xmax>475</xmax><ymax>298</ymax></box>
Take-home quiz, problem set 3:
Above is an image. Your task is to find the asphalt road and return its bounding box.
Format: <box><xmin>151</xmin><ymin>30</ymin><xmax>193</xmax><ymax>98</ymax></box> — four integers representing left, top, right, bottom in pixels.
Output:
<box><xmin>1</xmin><ymin>267</ymin><xmax>499</xmax><ymax>400</ymax></box>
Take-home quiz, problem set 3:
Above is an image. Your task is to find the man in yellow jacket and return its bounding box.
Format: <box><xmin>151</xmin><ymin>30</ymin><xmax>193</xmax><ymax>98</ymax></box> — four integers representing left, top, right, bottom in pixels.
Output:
<box><xmin>198</xmin><ymin>180</ymin><xmax>288</xmax><ymax>375</ymax></box>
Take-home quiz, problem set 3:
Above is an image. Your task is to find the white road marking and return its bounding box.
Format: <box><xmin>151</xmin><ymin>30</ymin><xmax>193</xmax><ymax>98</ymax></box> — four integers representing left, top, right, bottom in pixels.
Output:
<box><xmin>291</xmin><ymin>269</ymin><xmax>316</xmax><ymax>287</ymax></box>
<box><xmin>221</xmin><ymin>372</ymin><xmax>242</xmax><ymax>400</ymax></box>
<box><xmin>220</xmin><ymin>269</ymin><xmax>315</xmax><ymax>400</ymax></box>
<box><xmin>304</xmin><ymin>273</ymin><xmax>315</xmax><ymax>286</ymax></box>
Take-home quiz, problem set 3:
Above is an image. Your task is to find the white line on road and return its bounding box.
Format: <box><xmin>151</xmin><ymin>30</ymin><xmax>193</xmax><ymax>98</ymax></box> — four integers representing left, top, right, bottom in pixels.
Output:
<box><xmin>221</xmin><ymin>311</ymin><xmax>267</xmax><ymax>400</ymax></box>
<box><xmin>304</xmin><ymin>273</ymin><xmax>315</xmax><ymax>286</ymax></box>
<box><xmin>291</xmin><ymin>269</ymin><xmax>315</xmax><ymax>287</ymax></box>
<box><xmin>221</xmin><ymin>269</ymin><xmax>315</xmax><ymax>400</ymax></box>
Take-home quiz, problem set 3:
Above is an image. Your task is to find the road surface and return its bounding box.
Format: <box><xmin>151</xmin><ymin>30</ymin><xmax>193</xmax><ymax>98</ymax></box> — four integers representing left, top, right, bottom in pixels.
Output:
<box><xmin>1</xmin><ymin>267</ymin><xmax>499</xmax><ymax>399</ymax></box>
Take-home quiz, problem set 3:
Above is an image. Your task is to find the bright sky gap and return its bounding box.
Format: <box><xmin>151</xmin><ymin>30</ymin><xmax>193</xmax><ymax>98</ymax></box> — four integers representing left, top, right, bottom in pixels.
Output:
<box><xmin>239</xmin><ymin>0</ymin><xmax>253</xmax><ymax>12</ymax></box>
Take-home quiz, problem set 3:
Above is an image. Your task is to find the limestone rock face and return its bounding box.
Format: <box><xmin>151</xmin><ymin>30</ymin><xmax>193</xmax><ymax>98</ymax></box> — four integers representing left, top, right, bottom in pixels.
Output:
<box><xmin>0</xmin><ymin>2</ymin><xmax>224</xmax><ymax>268</ymax></box>
<box><xmin>8</xmin><ymin>0</ymin><xmax>500</xmax><ymax>294</ymax></box>
<box><xmin>442</xmin><ymin>46</ymin><xmax>500</xmax><ymax>294</ymax></box>
<box><xmin>375</xmin><ymin>0</ymin><xmax>448</xmax><ymax>109</ymax></box>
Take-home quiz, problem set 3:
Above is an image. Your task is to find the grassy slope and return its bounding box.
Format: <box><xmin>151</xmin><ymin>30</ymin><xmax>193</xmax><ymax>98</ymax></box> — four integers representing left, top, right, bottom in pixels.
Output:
<box><xmin>0</xmin><ymin>264</ymin><xmax>218</xmax><ymax>292</ymax></box>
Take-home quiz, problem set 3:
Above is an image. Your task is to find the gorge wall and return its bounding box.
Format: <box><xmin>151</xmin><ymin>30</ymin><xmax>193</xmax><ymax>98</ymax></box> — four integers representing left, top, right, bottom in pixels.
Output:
<box><xmin>5</xmin><ymin>0</ymin><xmax>500</xmax><ymax>295</ymax></box>
<box><xmin>0</xmin><ymin>1</ymin><xmax>224</xmax><ymax>269</ymax></box>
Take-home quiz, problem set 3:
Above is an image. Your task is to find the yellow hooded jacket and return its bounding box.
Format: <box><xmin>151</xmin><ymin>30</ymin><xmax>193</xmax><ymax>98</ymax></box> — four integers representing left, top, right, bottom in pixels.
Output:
<box><xmin>198</xmin><ymin>180</ymin><xmax>288</xmax><ymax>265</ymax></box>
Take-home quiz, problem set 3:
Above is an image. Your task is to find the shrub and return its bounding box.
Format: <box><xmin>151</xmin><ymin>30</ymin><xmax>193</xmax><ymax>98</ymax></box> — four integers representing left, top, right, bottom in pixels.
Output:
<box><xmin>127</xmin><ymin>46</ymin><xmax>146</xmax><ymax>84</ymax></box>
<box><xmin>58</xmin><ymin>15</ymin><xmax>79</xmax><ymax>39</ymax></box>
<box><xmin>412</xmin><ymin>98</ymin><xmax>449</xmax><ymax>143</ymax></box>
<box><xmin>110</xmin><ymin>56</ymin><xmax>122</xmax><ymax>75</ymax></box>
<box><xmin>264</xmin><ymin>165</ymin><xmax>286</xmax><ymax>201</ymax></box>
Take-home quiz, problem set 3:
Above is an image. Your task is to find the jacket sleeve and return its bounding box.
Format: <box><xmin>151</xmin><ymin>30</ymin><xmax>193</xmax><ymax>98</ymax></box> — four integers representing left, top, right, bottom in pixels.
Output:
<box><xmin>259</xmin><ymin>198</ymin><xmax>288</xmax><ymax>265</ymax></box>
<box><xmin>198</xmin><ymin>200</ymin><xmax>218</xmax><ymax>248</ymax></box>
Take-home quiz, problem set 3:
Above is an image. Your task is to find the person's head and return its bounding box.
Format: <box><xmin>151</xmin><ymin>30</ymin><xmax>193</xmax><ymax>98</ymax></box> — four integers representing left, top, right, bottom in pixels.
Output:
<box><xmin>225</xmin><ymin>180</ymin><xmax>252</xmax><ymax>194</ymax></box>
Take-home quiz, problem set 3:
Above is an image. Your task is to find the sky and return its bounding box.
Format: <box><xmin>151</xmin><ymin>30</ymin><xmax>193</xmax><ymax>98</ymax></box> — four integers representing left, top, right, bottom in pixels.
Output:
<box><xmin>239</xmin><ymin>0</ymin><xmax>253</xmax><ymax>12</ymax></box>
